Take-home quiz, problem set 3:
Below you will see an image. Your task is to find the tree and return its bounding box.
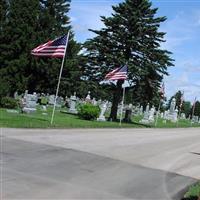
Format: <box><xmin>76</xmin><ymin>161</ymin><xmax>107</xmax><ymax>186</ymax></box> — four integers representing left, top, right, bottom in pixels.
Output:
<box><xmin>0</xmin><ymin>0</ymin><xmax>41</xmax><ymax>95</ymax></box>
<box><xmin>193</xmin><ymin>100</ymin><xmax>200</xmax><ymax>118</ymax></box>
<box><xmin>84</xmin><ymin>0</ymin><xmax>173</xmax><ymax>121</ymax></box>
<box><xmin>0</xmin><ymin>0</ymin><xmax>83</xmax><ymax>97</ymax></box>
<box><xmin>0</xmin><ymin>0</ymin><xmax>8</xmax><ymax>30</ymax></box>
<box><xmin>182</xmin><ymin>101</ymin><xmax>191</xmax><ymax>118</ymax></box>
<box><xmin>168</xmin><ymin>91</ymin><xmax>183</xmax><ymax>111</ymax></box>
<box><xmin>28</xmin><ymin>0</ymin><xmax>84</xmax><ymax>96</ymax></box>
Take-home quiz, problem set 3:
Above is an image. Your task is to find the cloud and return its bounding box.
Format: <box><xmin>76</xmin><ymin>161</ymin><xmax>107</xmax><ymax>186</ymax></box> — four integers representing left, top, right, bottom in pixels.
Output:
<box><xmin>160</xmin><ymin>12</ymin><xmax>196</xmax><ymax>51</ymax></box>
<box><xmin>69</xmin><ymin>1</ymin><xmax>119</xmax><ymax>42</ymax></box>
<box><xmin>165</xmin><ymin>71</ymin><xmax>200</xmax><ymax>101</ymax></box>
<box><xmin>161</xmin><ymin>10</ymin><xmax>200</xmax><ymax>101</ymax></box>
<box><xmin>69</xmin><ymin>1</ymin><xmax>200</xmax><ymax>102</ymax></box>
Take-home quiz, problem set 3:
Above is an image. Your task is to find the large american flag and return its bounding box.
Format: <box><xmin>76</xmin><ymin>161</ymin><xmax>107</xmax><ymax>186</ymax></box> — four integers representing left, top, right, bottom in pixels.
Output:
<box><xmin>31</xmin><ymin>35</ymin><xmax>67</xmax><ymax>58</ymax></box>
<box><xmin>105</xmin><ymin>65</ymin><xmax>128</xmax><ymax>81</ymax></box>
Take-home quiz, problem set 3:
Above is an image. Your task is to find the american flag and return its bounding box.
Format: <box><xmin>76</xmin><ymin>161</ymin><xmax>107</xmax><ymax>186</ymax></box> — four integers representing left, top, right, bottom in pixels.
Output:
<box><xmin>105</xmin><ymin>65</ymin><xmax>128</xmax><ymax>81</ymax></box>
<box><xmin>31</xmin><ymin>35</ymin><xmax>67</xmax><ymax>58</ymax></box>
<box><xmin>159</xmin><ymin>82</ymin><xmax>165</xmax><ymax>99</ymax></box>
<box><xmin>192</xmin><ymin>97</ymin><xmax>197</xmax><ymax>116</ymax></box>
<box><xmin>193</xmin><ymin>97</ymin><xmax>197</xmax><ymax>108</ymax></box>
<box><xmin>180</xmin><ymin>91</ymin><xmax>184</xmax><ymax>108</ymax></box>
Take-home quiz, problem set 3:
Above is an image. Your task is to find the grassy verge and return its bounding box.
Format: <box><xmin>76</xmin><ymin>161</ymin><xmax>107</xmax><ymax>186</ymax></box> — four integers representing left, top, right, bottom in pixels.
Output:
<box><xmin>183</xmin><ymin>182</ymin><xmax>200</xmax><ymax>200</ymax></box>
<box><xmin>0</xmin><ymin>108</ymin><xmax>144</xmax><ymax>128</ymax></box>
<box><xmin>0</xmin><ymin>107</ymin><xmax>200</xmax><ymax>129</ymax></box>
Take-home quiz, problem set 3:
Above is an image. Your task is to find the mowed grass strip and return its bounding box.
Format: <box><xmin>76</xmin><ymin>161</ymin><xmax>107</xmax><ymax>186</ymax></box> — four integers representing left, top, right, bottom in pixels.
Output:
<box><xmin>0</xmin><ymin>107</ymin><xmax>200</xmax><ymax>128</ymax></box>
<box><xmin>0</xmin><ymin>108</ymin><xmax>143</xmax><ymax>128</ymax></box>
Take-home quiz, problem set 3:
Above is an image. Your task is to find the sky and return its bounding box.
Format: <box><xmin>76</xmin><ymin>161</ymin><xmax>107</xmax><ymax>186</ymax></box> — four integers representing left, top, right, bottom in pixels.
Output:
<box><xmin>69</xmin><ymin>0</ymin><xmax>200</xmax><ymax>101</ymax></box>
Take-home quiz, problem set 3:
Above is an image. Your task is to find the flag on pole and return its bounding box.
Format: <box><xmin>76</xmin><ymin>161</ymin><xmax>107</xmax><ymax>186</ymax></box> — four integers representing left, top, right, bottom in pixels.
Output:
<box><xmin>180</xmin><ymin>91</ymin><xmax>184</xmax><ymax>108</ymax></box>
<box><xmin>105</xmin><ymin>65</ymin><xmax>128</xmax><ymax>81</ymax></box>
<box><xmin>193</xmin><ymin>97</ymin><xmax>197</xmax><ymax>107</ymax></box>
<box><xmin>31</xmin><ymin>35</ymin><xmax>68</xmax><ymax>58</ymax></box>
<box><xmin>159</xmin><ymin>82</ymin><xmax>165</xmax><ymax>99</ymax></box>
<box><xmin>192</xmin><ymin>97</ymin><xmax>197</xmax><ymax>119</ymax></box>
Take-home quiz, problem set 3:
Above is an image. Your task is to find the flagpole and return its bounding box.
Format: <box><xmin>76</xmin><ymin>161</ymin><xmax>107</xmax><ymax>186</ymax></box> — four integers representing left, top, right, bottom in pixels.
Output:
<box><xmin>155</xmin><ymin>82</ymin><xmax>164</xmax><ymax>127</ymax></box>
<box><xmin>191</xmin><ymin>97</ymin><xmax>197</xmax><ymax>125</ymax></box>
<box><xmin>155</xmin><ymin>99</ymin><xmax>161</xmax><ymax>127</ymax></box>
<box><xmin>51</xmin><ymin>31</ymin><xmax>70</xmax><ymax>125</ymax></box>
<box><xmin>177</xmin><ymin>91</ymin><xmax>184</xmax><ymax>127</ymax></box>
<box><xmin>119</xmin><ymin>86</ymin><xmax>126</xmax><ymax>126</ymax></box>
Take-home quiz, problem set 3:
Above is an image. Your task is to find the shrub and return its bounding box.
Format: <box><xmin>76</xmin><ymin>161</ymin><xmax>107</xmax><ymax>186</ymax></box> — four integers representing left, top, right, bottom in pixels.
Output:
<box><xmin>78</xmin><ymin>103</ymin><xmax>100</xmax><ymax>120</ymax></box>
<box><xmin>0</xmin><ymin>97</ymin><xmax>18</xmax><ymax>109</ymax></box>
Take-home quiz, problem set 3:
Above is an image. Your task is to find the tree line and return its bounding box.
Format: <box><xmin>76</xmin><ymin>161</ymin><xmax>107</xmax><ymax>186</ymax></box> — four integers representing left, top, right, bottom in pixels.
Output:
<box><xmin>0</xmin><ymin>0</ymin><xmax>175</xmax><ymax>121</ymax></box>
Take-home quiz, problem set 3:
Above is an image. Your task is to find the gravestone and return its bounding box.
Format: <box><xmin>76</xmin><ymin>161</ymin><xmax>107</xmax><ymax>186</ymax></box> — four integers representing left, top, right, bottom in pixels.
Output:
<box><xmin>140</xmin><ymin>103</ymin><xmax>150</xmax><ymax>124</ymax></box>
<box><xmin>85</xmin><ymin>91</ymin><xmax>91</xmax><ymax>103</ymax></box>
<box><xmin>56</xmin><ymin>96</ymin><xmax>62</xmax><ymax>107</ymax></box>
<box><xmin>139</xmin><ymin>106</ymin><xmax>143</xmax><ymax>115</ymax></box>
<box><xmin>97</xmin><ymin>101</ymin><xmax>108</xmax><ymax>121</ymax></box>
<box><xmin>22</xmin><ymin>94</ymin><xmax>37</xmax><ymax>113</ymax></box>
<box><xmin>180</xmin><ymin>113</ymin><xmax>186</xmax><ymax>120</ymax></box>
<box><xmin>14</xmin><ymin>91</ymin><xmax>19</xmax><ymax>99</ymax></box>
<box><xmin>148</xmin><ymin>107</ymin><xmax>155</xmax><ymax>123</ymax></box>
<box><xmin>167</xmin><ymin>98</ymin><xmax>178</xmax><ymax>122</ymax></box>
<box><xmin>49</xmin><ymin>95</ymin><xmax>55</xmax><ymax>105</ymax></box>
<box><xmin>92</xmin><ymin>98</ymin><xmax>97</xmax><ymax>106</ymax></box>
<box><xmin>192</xmin><ymin>116</ymin><xmax>199</xmax><ymax>123</ymax></box>
<box><xmin>123</xmin><ymin>104</ymin><xmax>133</xmax><ymax>122</ymax></box>
<box><xmin>69</xmin><ymin>92</ymin><xmax>78</xmax><ymax>114</ymax></box>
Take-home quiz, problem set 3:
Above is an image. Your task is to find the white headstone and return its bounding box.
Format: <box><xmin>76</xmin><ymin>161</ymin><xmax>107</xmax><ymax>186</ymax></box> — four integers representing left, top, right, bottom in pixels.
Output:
<box><xmin>22</xmin><ymin>94</ymin><xmax>37</xmax><ymax>113</ymax></box>
<box><xmin>49</xmin><ymin>95</ymin><xmax>55</xmax><ymax>105</ymax></box>
<box><xmin>69</xmin><ymin>92</ymin><xmax>77</xmax><ymax>114</ymax></box>
<box><xmin>97</xmin><ymin>101</ymin><xmax>108</xmax><ymax>121</ymax></box>
<box><xmin>85</xmin><ymin>91</ymin><xmax>91</xmax><ymax>102</ymax></box>
<box><xmin>140</xmin><ymin>103</ymin><xmax>150</xmax><ymax>124</ymax></box>
<box><xmin>148</xmin><ymin>107</ymin><xmax>155</xmax><ymax>123</ymax></box>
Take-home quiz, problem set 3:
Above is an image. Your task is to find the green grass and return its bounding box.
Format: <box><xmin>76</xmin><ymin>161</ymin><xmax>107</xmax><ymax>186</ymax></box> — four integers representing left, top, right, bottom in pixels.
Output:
<box><xmin>0</xmin><ymin>107</ymin><xmax>144</xmax><ymax>128</ymax></box>
<box><xmin>183</xmin><ymin>182</ymin><xmax>200</xmax><ymax>200</ymax></box>
<box><xmin>0</xmin><ymin>107</ymin><xmax>200</xmax><ymax>129</ymax></box>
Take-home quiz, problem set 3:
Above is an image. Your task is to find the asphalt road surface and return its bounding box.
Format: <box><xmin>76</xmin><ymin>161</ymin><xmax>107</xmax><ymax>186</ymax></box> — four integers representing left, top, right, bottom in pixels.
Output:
<box><xmin>1</xmin><ymin>128</ymin><xmax>200</xmax><ymax>200</ymax></box>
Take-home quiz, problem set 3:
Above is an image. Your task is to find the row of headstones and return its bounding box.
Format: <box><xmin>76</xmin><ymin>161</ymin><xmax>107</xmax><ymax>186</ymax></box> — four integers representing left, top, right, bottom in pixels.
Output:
<box><xmin>13</xmin><ymin>91</ymin><xmax>200</xmax><ymax>124</ymax></box>
<box><xmin>67</xmin><ymin>92</ymin><xmax>112</xmax><ymax>122</ymax></box>
<box><xmin>14</xmin><ymin>90</ymin><xmax>111</xmax><ymax>115</ymax></box>
<box><xmin>139</xmin><ymin>98</ymin><xmax>179</xmax><ymax>124</ymax></box>
<box><xmin>139</xmin><ymin>98</ymin><xmax>200</xmax><ymax>124</ymax></box>
<box><xmin>14</xmin><ymin>91</ymin><xmax>66</xmax><ymax>113</ymax></box>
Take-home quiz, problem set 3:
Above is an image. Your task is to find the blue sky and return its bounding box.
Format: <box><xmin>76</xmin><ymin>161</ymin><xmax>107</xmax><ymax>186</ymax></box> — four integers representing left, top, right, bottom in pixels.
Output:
<box><xmin>69</xmin><ymin>0</ymin><xmax>200</xmax><ymax>101</ymax></box>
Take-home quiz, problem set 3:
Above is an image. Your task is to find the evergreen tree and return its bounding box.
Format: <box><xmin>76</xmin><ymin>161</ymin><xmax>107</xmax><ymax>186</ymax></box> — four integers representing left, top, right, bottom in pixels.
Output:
<box><xmin>193</xmin><ymin>100</ymin><xmax>200</xmax><ymax>118</ymax></box>
<box><xmin>29</xmin><ymin>0</ymin><xmax>83</xmax><ymax>96</ymax></box>
<box><xmin>84</xmin><ymin>0</ymin><xmax>174</xmax><ymax>121</ymax></box>
<box><xmin>168</xmin><ymin>90</ymin><xmax>183</xmax><ymax>111</ymax></box>
<box><xmin>182</xmin><ymin>101</ymin><xmax>191</xmax><ymax>118</ymax></box>
<box><xmin>0</xmin><ymin>0</ymin><xmax>82</xmax><ymax>97</ymax></box>
<box><xmin>0</xmin><ymin>0</ymin><xmax>8</xmax><ymax>30</ymax></box>
<box><xmin>0</xmin><ymin>0</ymin><xmax>41</xmax><ymax>95</ymax></box>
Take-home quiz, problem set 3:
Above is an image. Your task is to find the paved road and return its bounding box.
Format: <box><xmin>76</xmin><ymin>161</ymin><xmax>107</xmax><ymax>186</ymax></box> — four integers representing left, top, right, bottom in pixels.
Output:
<box><xmin>1</xmin><ymin>128</ymin><xmax>200</xmax><ymax>199</ymax></box>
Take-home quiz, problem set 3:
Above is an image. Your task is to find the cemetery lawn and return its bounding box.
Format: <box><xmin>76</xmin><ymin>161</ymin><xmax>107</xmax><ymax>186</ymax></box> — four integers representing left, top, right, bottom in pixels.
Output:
<box><xmin>0</xmin><ymin>107</ymin><xmax>200</xmax><ymax>129</ymax></box>
<box><xmin>0</xmin><ymin>108</ymin><xmax>144</xmax><ymax>128</ymax></box>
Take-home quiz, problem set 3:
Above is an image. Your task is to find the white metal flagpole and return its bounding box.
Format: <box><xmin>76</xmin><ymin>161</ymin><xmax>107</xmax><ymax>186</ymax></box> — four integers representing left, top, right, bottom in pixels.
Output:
<box><xmin>191</xmin><ymin>97</ymin><xmax>197</xmax><ymax>125</ymax></box>
<box><xmin>119</xmin><ymin>86</ymin><xmax>126</xmax><ymax>126</ymax></box>
<box><xmin>51</xmin><ymin>31</ymin><xmax>70</xmax><ymax>125</ymax></box>
<box><xmin>155</xmin><ymin>100</ymin><xmax>161</xmax><ymax>127</ymax></box>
